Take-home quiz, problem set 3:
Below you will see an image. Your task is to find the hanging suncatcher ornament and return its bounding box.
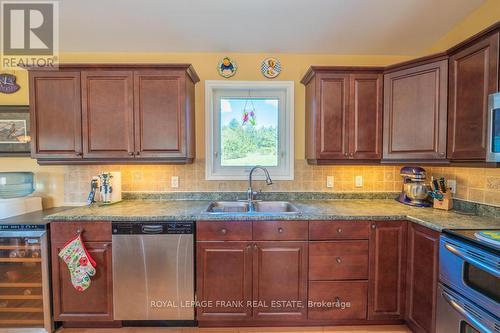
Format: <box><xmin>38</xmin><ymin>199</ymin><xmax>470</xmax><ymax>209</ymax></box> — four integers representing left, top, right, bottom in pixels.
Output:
<box><xmin>242</xmin><ymin>99</ymin><xmax>256</xmax><ymax>126</ymax></box>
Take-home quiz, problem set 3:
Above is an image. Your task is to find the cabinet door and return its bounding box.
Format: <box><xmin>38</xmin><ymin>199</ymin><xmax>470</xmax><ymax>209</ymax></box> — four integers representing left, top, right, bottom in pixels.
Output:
<box><xmin>368</xmin><ymin>221</ymin><xmax>407</xmax><ymax>320</ymax></box>
<box><xmin>196</xmin><ymin>242</ymin><xmax>253</xmax><ymax>321</ymax></box>
<box><xmin>253</xmin><ymin>242</ymin><xmax>308</xmax><ymax>321</ymax></box>
<box><xmin>29</xmin><ymin>71</ymin><xmax>82</xmax><ymax>159</ymax></box>
<box><xmin>81</xmin><ymin>71</ymin><xmax>134</xmax><ymax>158</ymax></box>
<box><xmin>383</xmin><ymin>60</ymin><xmax>448</xmax><ymax>160</ymax></box>
<box><xmin>133</xmin><ymin>71</ymin><xmax>187</xmax><ymax>159</ymax></box>
<box><xmin>448</xmin><ymin>32</ymin><xmax>499</xmax><ymax>160</ymax></box>
<box><xmin>349</xmin><ymin>73</ymin><xmax>383</xmax><ymax>159</ymax></box>
<box><xmin>316</xmin><ymin>73</ymin><xmax>350</xmax><ymax>160</ymax></box>
<box><xmin>51</xmin><ymin>241</ymin><xmax>113</xmax><ymax>321</ymax></box>
<box><xmin>406</xmin><ymin>223</ymin><xmax>440</xmax><ymax>333</ymax></box>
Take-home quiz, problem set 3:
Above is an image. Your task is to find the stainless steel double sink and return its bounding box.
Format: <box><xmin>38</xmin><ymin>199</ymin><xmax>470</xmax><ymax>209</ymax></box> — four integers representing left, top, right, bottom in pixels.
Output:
<box><xmin>205</xmin><ymin>201</ymin><xmax>300</xmax><ymax>215</ymax></box>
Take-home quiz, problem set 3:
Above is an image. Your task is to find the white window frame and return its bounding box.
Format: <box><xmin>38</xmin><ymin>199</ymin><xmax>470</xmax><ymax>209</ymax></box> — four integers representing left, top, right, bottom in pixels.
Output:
<box><xmin>205</xmin><ymin>80</ymin><xmax>294</xmax><ymax>180</ymax></box>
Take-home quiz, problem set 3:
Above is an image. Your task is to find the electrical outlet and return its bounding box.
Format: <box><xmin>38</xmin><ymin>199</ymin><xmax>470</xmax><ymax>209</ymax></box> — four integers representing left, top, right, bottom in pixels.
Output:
<box><xmin>171</xmin><ymin>176</ymin><xmax>179</xmax><ymax>188</ymax></box>
<box><xmin>448</xmin><ymin>179</ymin><xmax>457</xmax><ymax>194</ymax></box>
<box><xmin>326</xmin><ymin>176</ymin><xmax>334</xmax><ymax>188</ymax></box>
<box><xmin>355</xmin><ymin>175</ymin><xmax>363</xmax><ymax>187</ymax></box>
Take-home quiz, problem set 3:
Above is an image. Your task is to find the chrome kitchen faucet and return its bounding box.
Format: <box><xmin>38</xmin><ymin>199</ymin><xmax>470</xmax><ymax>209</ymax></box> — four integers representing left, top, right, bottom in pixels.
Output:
<box><xmin>247</xmin><ymin>166</ymin><xmax>273</xmax><ymax>212</ymax></box>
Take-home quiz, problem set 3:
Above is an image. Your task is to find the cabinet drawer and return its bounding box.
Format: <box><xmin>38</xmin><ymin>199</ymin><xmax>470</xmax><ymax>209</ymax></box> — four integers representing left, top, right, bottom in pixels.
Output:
<box><xmin>308</xmin><ymin>281</ymin><xmax>367</xmax><ymax>320</ymax></box>
<box><xmin>309</xmin><ymin>221</ymin><xmax>370</xmax><ymax>240</ymax></box>
<box><xmin>253</xmin><ymin>221</ymin><xmax>308</xmax><ymax>241</ymax></box>
<box><xmin>309</xmin><ymin>240</ymin><xmax>368</xmax><ymax>280</ymax></box>
<box><xmin>50</xmin><ymin>221</ymin><xmax>112</xmax><ymax>243</ymax></box>
<box><xmin>196</xmin><ymin>221</ymin><xmax>252</xmax><ymax>240</ymax></box>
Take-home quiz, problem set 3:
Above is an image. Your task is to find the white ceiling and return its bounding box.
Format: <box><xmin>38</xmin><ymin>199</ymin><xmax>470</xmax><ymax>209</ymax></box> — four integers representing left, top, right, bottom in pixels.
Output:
<box><xmin>59</xmin><ymin>0</ymin><xmax>485</xmax><ymax>55</ymax></box>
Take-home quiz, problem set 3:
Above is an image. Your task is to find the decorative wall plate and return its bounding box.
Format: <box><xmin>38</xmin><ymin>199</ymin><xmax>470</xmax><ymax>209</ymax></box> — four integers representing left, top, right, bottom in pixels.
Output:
<box><xmin>218</xmin><ymin>57</ymin><xmax>237</xmax><ymax>78</ymax></box>
<box><xmin>261</xmin><ymin>57</ymin><xmax>281</xmax><ymax>78</ymax></box>
<box><xmin>0</xmin><ymin>73</ymin><xmax>20</xmax><ymax>94</ymax></box>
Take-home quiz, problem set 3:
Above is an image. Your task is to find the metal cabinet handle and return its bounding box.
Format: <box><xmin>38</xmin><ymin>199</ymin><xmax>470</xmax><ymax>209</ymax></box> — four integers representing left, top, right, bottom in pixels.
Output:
<box><xmin>336</xmin><ymin>257</ymin><xmax>342</xmax><ymax>264</ymax></box>
<box><xmin>441</xmin><ymin>290</ymin><xmax>489</xmax><ymax>333</ymax></box>
<box><xmin>277</xmin><ymin>227</ymin><xmax>284</xmax><ymax>233</ymax></box>
<box><xmin>220</xmin><ymin>228</ymin><xmax>227</xmax><ymax>235</ymax></box>
<box><xmin>444</xmin><ymin>243</ymin><xmax>500</xmax><ymax>277</ymax></box>
<box><xmin>337</xmin><ymin>227</ymin><xmax>342</xmax><ymax>233</ymax></box>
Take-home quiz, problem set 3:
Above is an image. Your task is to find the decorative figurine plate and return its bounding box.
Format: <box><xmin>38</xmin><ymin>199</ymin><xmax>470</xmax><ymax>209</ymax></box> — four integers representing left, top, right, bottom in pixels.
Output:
<box><xmin>218</xmin><ymin>57</ymin><xmax>237</xmax><ymax>78</ymax></box>
<box><xmin>261</xmin><ymin>57</ymin><xmax>281</xmax><ymax>78</ymax></box>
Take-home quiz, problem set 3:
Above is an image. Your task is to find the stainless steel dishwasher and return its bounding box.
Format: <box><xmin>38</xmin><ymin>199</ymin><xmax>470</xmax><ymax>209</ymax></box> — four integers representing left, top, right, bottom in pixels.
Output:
<box><xmin>112</xmin><ymin>222</ymin><xmax>194</xmax><ymax>322</ymax></box>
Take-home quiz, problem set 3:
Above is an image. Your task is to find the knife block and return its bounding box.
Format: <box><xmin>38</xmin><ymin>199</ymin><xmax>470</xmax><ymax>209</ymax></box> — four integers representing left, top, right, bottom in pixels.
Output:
<box><xmin>433</xmin><ymin>191</ymin><xmax>453</xmax><ymax>210</ymax></box>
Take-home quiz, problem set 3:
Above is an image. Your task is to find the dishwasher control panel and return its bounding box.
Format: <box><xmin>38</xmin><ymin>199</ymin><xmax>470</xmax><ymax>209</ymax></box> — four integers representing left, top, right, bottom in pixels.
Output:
<box><xmin>112</xmin><ymin>222</ymin><xmax>194</xmax><ymax>234</ymax></box>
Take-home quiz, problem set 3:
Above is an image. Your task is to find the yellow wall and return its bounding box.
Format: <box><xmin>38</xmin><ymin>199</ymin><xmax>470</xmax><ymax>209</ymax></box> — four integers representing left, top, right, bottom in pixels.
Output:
<box><xmin>425</xmin><ymin>0</ymin><xmax>500</xmax><ymax>53</ymax></box>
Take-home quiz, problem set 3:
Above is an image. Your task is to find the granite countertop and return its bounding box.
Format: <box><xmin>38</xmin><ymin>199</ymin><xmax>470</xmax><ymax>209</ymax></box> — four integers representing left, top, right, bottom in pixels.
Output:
<box><xmin>45</xmin><ymin>199</ymin><xmax>500</xmax><ymax>232</ymax></box>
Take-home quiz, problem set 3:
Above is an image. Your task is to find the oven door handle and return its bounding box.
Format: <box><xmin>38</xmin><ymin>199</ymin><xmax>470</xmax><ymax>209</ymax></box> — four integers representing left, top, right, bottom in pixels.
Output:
<box><xmin>441</xmin><ymin>290</ymin><xmax>491</xmax><ymax>333</ymax></box>
<box><xmin>444</xmin><ymin>243</ymin><xmax>500</xmax><ymax>278</ymax></box>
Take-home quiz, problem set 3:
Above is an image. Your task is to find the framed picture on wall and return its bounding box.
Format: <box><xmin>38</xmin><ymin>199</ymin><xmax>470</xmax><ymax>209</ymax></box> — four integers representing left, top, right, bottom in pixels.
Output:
<box><xmin>0</xmin><ymin>106</ymin><xmax>31</xmax><ymax>156</ymax></box>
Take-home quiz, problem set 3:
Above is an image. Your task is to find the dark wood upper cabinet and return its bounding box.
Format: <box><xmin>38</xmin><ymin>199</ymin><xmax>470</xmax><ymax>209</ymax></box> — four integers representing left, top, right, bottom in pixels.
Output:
<box><xmin>134</xmin><ymin>70</ymin><xmax>195</xmax><ymax>160</ymax></box>
<box><xmin>82</xmin><ymin>71</ymin><xmax>135</xmax><ymax>159</ymax></box>
<box><xmin>29</xmin><ymin>71</ymin><xmax>82</xmax><ymax>159</ymax></box>
<box><xmin>350</xmin><ymin>73</ymin><xmax>383</xmax><ymax>159</ymax></box>
<box><xmin>383</xmin><ymin>58</ymin><xmax>448</xmax><ymax>161</ymax></box>
<box><xmin>448</xmin><ymin>32</ymin><xmax>499</xmax><ymax>161</ymax></box>
<box><xmin>253</xmin><ymin>242</ymin><xmax>308</xmax><ymax>321</ymax></box>
<box><xmin>302</xmin><ymin>67</ymin><xmax>383</xmax><ymax>164</ymax></box>
<box><xmin>27</xmin><ymin>64</ymin><xmax>199</xmax><ymax>164</ymax></box>
<box><xmin>406</xmin><ymin>223</ymin><xmax>440</xmax><ymax>333</ymax></box>
<box><xmin>368</xmin><ymin>221</ymin><xmax>407</xmax><ymax>321</ymax></box>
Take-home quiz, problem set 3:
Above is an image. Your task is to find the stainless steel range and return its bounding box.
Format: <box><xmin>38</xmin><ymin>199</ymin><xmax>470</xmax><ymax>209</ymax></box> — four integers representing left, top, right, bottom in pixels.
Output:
<box><xmin>437</xmin><ymin>229</ymin><xmax>500</xmax><ymax>333</ymax></box>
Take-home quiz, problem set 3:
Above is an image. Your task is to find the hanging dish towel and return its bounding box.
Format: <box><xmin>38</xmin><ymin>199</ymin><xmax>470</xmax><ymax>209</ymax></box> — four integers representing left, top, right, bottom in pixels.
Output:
<box><xmin>58</xmin><ymin>234</ymin><xmax>97</xmax><ymax>291</ymax></box>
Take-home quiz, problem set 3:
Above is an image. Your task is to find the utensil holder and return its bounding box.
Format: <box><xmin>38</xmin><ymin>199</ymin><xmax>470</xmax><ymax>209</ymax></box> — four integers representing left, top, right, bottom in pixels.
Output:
<box><xmin>433</xmin><ymin>191</ymin><xmax>453</xmax><ymax>210</ymax></box>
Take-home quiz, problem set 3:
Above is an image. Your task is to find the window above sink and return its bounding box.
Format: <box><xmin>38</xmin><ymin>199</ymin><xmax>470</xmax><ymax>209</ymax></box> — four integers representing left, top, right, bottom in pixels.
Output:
<box><xmin>205</xmin><ymin>81</ymin><xmax>294</xmax><ymax>180</ymax></box>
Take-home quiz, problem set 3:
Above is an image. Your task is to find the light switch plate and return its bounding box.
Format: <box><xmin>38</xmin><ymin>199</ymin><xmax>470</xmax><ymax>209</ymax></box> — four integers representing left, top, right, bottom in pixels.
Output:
<box><xmin>355</xmin><ymin>175</ymin><xmax>363</xmax><ymax>187</ymax></box>
<box><xmin>448</xmin><ymin>179</ymin><xmax>457</xmax><ymax>194</ymax></box>
<box><xmin>171</xmin><ymin>176</ymin><xmax>179</xmax><ymax>188</ymax></box>
<box><xmin>326</xmin><ymin>176</ymin><xmax>334</xmax><ymax>188</ymax></box>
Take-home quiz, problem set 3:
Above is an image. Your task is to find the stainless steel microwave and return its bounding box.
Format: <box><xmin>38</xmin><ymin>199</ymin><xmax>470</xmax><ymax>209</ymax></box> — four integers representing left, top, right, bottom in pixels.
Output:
<box><xmin>487</xmin><ymin>92</ymin><xmax>500</xmax><ymax>162</ymax></box>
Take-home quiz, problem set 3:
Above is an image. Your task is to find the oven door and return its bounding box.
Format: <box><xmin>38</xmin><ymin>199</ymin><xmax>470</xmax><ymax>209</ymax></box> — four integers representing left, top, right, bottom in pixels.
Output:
<box><xmin>439</xmin><ymin>235</ymin><xmax>499</xmax><ymax>317</ymax></box>
<box><xmin>437</xmin><ymin>284</ymin><xmax>499</xmax><ymax>333</ymax></box>
<box><xmin>487</xmin><ymin>92</ymin><xmax>500</xmax><ymax>162</ymax></box>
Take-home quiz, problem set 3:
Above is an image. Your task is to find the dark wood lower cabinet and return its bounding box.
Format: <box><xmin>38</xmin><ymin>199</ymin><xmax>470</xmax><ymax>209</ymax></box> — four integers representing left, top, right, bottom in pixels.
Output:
<box><xmin>406</xmin><ymin>223</ymin><xmax>440</xmax><ymax>333</ymax></box>
<box><xmin>51</xmin><ymin>241</ymin><xmax>113</xmax><ymax>321</ymax></box>
<box><xmin>308</xmin><ymin>281</ymin><xmax>368</xmax><ymax>320</ymax></box>
<box><xmin>368</xmin><ymin>221</ymin><xmax>407</xmax><ymax>321</ymax></box>
<box><xmin>196</xmin><ymin>241</ymin><xmax>253</xmax><ymax>321</ymax></box>
<box><xmin>253</xmin><ymin>242</ymin><xmax>308</xmax><ymax>321</ymax></box>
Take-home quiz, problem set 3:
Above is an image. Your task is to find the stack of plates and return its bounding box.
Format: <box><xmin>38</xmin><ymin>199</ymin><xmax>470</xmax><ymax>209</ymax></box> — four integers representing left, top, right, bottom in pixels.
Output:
<box><xmin>0</xmin><ymin>172</ymin><xmax>35</xmax><ymax>199</ymax></box>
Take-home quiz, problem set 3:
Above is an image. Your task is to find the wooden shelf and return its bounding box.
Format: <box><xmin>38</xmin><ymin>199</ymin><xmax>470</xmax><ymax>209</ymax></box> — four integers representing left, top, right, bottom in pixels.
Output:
<box><xmin>0</xmin><ymin>307</ymin><xmax>43</xmax><ymax>313</ymax></box>
<box><xmin>0</xmin><ymin>283</ymin><xmax>42</xmax><ymax>288</ymax></box>
<box><xmin>0</xmin><ymin>245</ymin><xmax>40</xmax><ymax>250</ymax></box>
<box><xmin>0</xmin><ymin>295</ymin><xmax>42</xmax><ymax>300</ymax></box>
<box><xmin>0</xmin><ymin>319</ymin><xmax>44</xmax><ymax>325</ymax></box>
<box><xmin>0</xmin><ymin>258</ymin><xmax>41</xmax><ymax>263</ymax></box>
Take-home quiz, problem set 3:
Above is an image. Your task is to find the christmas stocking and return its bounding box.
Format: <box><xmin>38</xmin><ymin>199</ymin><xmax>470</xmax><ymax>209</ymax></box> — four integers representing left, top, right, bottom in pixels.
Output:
<box><xmin>58</xmin><ymin>234</ymin><xmax>97</xmax><ymax>292</ymax></box>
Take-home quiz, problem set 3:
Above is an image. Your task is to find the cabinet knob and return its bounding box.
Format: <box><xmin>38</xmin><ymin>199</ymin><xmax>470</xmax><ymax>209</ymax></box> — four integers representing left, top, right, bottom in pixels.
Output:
<box><xmin>253</xmin><ymin>244</ymin><xmax>258</xmax><ymax>250</ymax></box>
<box><xmin>344</xmin><ymin>153</ymin><xmax>348</xmax><ymax>157</ymax></box>
<box><xmin>75</xmin><ymin>152</ymin><xmax>82</xmax><ymax>156</ymax></box>
<box><xmin>337</xmin><ymin>227</ymin><xmax>342</xmax><ymax>233</ymax></box>
<box><xmin>349</xmin><ymin>153</ymin><xmax>353</xmax><ymax>157</ymax></box>
<box><xmin>336</xmin><ymin>257</ymin><xmax>342</xmax><ymax>264</ymax></box>
<box><xmin>220</xmin><ymin>228</ymin><xmax>227</xmax><ymax>234</ymax></box>
<box><xmin>371</xmin><ymin>224</ymin><xmax>376</xmax><ymax>229</ymax></box>
<box><xmin>439</xmin><ymin>152</ymin><xmax>445</xmax><ymax>157</ymax></box>
<box><xmin>277</xmin><ymin>227</ymin><xmax>284</xmax><ymax>233</ymax></box>
<box><xmin>128</xmin><ymin>152</ymin><xmax>134</xmax><ymax>156</ymax></box>
<box><xmin>136</xmin><ymin>151</ymin><xmax>140</xmax><ymax>156</ymax></box>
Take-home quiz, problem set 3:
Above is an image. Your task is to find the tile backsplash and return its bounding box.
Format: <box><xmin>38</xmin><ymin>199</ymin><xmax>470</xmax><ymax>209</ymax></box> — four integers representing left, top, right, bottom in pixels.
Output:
<box><xmin>64</xmin><ymin>160</ymin><xmax>500</xmax><ymax>207</ymax></box>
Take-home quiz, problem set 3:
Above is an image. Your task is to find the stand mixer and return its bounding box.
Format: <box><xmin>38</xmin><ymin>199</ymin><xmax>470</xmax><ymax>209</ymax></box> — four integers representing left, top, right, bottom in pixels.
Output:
<box><xmin>397</xmin><ymin>166</ymin><xmax>431</xmax><ymax>207</ymax></box>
